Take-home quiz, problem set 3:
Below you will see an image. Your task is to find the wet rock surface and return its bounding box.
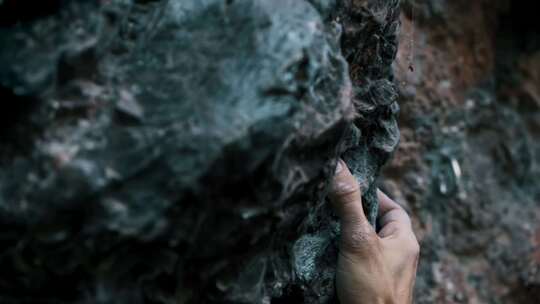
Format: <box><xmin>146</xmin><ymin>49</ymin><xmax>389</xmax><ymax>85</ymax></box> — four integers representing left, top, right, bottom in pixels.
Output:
<box><xmin>0</xmin><ymin>0</ymin><xmax>400</xmax><ymax>303</ymax></box>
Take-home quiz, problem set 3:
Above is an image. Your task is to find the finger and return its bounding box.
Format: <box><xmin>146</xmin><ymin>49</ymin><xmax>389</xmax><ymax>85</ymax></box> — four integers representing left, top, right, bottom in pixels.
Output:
<box><xmin>329</xmin><ymin>159</ymin><xmax>369</xmax><ymax>227</ymax></box>
<box><xmin>377</xmin><ymin>189</ymin><xmax>412</xmax><ymax>238</ymax></box>
<box><xmin>329</xmin><ymin>159</ymin><xmax>376</xmax><ymax>254</ymax></box>
<box><xmin>377</xmin><ymin>189</ymin><xmax>405</xmax><ymax>215</ymax></box>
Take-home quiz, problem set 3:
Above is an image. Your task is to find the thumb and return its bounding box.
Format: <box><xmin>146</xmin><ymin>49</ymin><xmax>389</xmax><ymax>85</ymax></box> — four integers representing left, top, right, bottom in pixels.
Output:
<box><xmin>329</xmin><ymin>159</ymin><xmax>376</xmax><ymax>254</ymax></box>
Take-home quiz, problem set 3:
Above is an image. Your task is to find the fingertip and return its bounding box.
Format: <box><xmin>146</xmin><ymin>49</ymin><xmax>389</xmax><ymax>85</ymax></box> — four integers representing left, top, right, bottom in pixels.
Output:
<box><xmin>376</xmin><ymin>189</ymin><xmax>413</xmax><ymax>237</ymax></box>
<box><xmin>377</xmin><ymin>188</ymin><xmax>401</xmax><ymax>214</ymax></box>
<box><xmin>334</xmin><ymin>159</ymin><xmax>344</xmax><ymax>175</ymax></box>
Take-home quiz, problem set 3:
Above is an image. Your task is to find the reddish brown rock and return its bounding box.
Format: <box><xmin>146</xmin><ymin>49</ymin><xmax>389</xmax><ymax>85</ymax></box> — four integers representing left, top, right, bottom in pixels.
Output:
<box><xmin>382</xmin><ymin>1</ymin><xmax>540</xmax><ymax>303</ymax></box>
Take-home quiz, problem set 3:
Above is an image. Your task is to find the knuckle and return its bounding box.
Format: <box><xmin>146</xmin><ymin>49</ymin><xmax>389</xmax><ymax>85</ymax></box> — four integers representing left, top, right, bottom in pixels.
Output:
<box><xmin>332</xmin><ymin>181</ymin><xmax>361</xmax><ymax>203</ymax></box>
<box><xmin>341</xmin><ymin>224</ymin><xmax>377</xmax><ymax>254</ymax></box>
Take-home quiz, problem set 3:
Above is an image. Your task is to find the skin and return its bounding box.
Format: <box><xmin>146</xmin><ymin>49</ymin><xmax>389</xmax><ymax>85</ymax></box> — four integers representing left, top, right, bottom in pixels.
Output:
<box><xmin>329</xmin><ymin>159</ymin><xmax>420</xmax><ymax>304</ymax></box>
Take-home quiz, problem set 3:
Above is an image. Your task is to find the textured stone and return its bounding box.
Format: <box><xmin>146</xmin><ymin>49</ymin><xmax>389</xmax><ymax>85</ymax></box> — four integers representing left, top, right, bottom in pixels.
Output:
<box><xmin>386</xmin><ymin>1</ymin><xmax>540</xmax><ymax>303</ymax></box>
<box><xmin>0</xmin><ymin>0</ymin><xmax>400</xmax><ymax>303</ymax></box>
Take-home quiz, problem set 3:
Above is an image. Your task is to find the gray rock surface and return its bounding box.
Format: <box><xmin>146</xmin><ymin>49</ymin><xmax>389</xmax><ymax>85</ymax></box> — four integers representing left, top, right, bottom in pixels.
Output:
<box><xmin>0</xmin><ymin>0</ymin><xmax>400</xmax><ymax>302</ymax></box>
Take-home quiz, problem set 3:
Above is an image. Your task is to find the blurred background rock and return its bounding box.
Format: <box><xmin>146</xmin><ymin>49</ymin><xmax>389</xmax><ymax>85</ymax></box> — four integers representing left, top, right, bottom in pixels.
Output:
<box><xmin>383</xmin><ymin>0</ymin><xmax>540</xmax><ymax>302</ymax></box>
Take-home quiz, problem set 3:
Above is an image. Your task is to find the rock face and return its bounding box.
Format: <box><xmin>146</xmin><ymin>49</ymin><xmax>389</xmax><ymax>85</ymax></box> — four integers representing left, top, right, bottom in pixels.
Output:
<box><xmin>0</xmin><ymin>0</ymin><xmax>400</xmax><ymax>303</ymax></box>
<box><xmin>384</xmin><ymin>0</ymin><xmax>540</xmax><ymax>303</ymax></box>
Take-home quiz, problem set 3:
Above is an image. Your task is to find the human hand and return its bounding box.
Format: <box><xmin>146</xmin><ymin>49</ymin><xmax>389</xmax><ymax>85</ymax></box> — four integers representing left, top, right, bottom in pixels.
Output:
<box><xmin>329</xmin><ymin>159</ymin><xmax>420</xmax><ymax>304</ymax></box>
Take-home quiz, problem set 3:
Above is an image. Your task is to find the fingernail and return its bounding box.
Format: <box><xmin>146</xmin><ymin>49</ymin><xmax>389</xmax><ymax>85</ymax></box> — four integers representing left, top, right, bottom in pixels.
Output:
<box><xmin>335</xmin><ymin>160</ymin><xmax>343</xmax><ymax>174</ymax></box>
